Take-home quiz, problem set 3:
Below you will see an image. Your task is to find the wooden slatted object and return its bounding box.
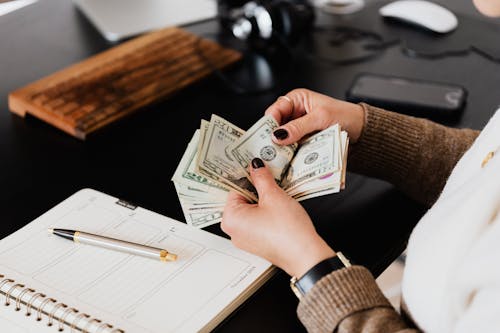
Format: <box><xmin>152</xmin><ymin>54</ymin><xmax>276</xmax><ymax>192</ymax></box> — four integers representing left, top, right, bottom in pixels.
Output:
<box><xmin>8</xmin><ymin>27</ymin><xmax>242</xmax><ymax>140</ymax></box>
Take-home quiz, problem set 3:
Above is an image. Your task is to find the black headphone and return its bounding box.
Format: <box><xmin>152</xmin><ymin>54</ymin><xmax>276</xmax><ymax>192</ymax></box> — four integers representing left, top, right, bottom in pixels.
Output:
<box><xmin>217</xmin><ymin>0</ymin><xmax>315</xmax><ymax>49</ymax></box>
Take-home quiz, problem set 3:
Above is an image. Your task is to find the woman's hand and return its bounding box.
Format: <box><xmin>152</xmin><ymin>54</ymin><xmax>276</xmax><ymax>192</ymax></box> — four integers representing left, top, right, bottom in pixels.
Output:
<box><xmin>265</xmin><ymin>88</ymin><xmax>365</xmax><ymax>145</ymax></box>
<box><xmin>221</xmin><ymin>158</ymin><xmax>335</xmax><ymax>278</ymax></box>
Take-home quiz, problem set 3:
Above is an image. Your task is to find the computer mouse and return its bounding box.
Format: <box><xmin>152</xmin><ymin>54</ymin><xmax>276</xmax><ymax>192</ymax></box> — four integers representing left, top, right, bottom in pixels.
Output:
<box><xmin>379</xmin><ymin>0</ymin><xmax>458</xmax><ymax>34</ymax></box>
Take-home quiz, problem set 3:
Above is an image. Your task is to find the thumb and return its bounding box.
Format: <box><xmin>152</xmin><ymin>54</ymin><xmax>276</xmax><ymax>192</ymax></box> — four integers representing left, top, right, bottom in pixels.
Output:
<box><xmin>272</xmin><ymin>112</ymin><xmax>323</xmax><ymax>146</ymax></box>
<box><xmin>249</xmin><ymin>158</ymin><xmax>281</xmax><ymax>202</ymax></box>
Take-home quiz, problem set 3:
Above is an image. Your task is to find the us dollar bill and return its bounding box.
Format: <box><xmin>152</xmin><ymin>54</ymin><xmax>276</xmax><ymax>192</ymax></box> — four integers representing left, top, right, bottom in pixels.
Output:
<box><xmin>197</xmin><ymin>114</ymin><xmax>258</xmax><ymax>202</ymax></box>
<box><xmin>173</xmin><ymin>182</ymin><xmax>224</xmax><ymax>228</ymax></box>
<box><xmin>179</xmin><ymin>203</ymin><xmax>223</xmax><ymax>228</ymax></box>
<box><xmin>228</xmin><ymin>115</ymin><xmax>298</xmax><ymax>184</ymax></box>
<box><xmin>172</xmin><ymin>130</ymin><xmax>230</xmax><ymax>199</ymax></box>
<box><xmin>287</xmin><ymin>169</ymin><xmax>342</xmax><ymax>196</ymax></box>
<box><xmin>186</xmin><ymin>210</ymin><xmax>223</xmax><ymax>228</ymax></box>
<box><xmin>172</xmin><ymin>113</ymin><xmax>350</xmax><ymax>228</ymax></box>
<box><xmin>281</xmin><ymin>124</ymin><xmax>341</xmax><ymax>192</ymax></box>
<box><xmin>340</xmin><ymin>131</ymin><xmax>348</xmax><ymax>190</ymax></box>
<box><xmin>288</xmin><ymin>130</ymin><xmax>348</xmax><ymax>201</ymax></box>
<box><xmin>195</xmin><ymin>119</ymin><xmax>210</xmax><ymax>175</ymax></box>
<box><xmin>293</xmin><ymin>185</ymin><xmax>342</xmax><ymax>202</ymax></box>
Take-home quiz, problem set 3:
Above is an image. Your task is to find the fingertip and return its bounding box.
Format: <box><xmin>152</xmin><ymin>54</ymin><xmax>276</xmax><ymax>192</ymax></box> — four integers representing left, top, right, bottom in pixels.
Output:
<box><xmin>251</xmin><ymin>157</ymin><xmax>265</xmax><ymax>169</ymax></box>
<box><xmin>271</xmin><ymin>136</ymin><xmax>282</xmax><ymax>145</ymax></box>
<box><xmin>265</xmin><ymin>96</ymin><xmax>294</xmax><ymax>124</ymax></box>
<box><xmin>272</xmin><ymin>127</ymin><xmax>296</xmax><ymax>146</ymax></box>
<box><xmin>271</xmin><ymin>136</ymin><xmax>291</xmax><ymax>146</ymax></box>
<box><xmin>272</xmin><ymin>128</ymin><xmax>289</xmax><ymax>140</ymax></box>
<box><xmin>265</xmin><ymin>107</ymin><xmax>282</xmax><ymax>124</ymax></box>
<box><xmin>250</xmin><ymin>158</ymin><xmax>268</xmax><ymax>176</ymax></box>
<box><xmin>249</xmin><ymin>160</ymin><xmax>278</xmax><ymax>197</ymax></box>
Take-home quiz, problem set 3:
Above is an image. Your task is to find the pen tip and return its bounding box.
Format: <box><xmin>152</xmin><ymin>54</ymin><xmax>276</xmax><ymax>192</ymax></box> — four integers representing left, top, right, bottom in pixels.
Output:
<box><xmin>48</xmin><ymin>228</ymin><xmax>54</xmax><ymax>234</ymax></box>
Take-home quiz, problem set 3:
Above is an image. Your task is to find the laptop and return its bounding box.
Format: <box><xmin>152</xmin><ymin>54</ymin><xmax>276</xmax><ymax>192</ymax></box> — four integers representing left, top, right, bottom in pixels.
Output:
<box><xmin>73</xmin><ymin>0</ymin><xmax>218</xmax><ymax>42</ymax></box>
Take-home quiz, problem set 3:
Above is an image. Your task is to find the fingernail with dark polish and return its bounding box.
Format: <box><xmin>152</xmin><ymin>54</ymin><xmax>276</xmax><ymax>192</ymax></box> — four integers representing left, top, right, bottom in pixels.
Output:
<box><xmin>273</xmin><ymin>128</ymin><xmax>288</xmax><ymax>140</ymax></box>
<box><xmin>251</xmin><ymin>158</ymin><xmax>265</xmax><ymax>169</ymax></box>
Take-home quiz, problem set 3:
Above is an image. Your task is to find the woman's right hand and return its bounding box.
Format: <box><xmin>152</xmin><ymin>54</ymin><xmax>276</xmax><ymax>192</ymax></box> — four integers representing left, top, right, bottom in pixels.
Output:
<box><xmin>265</xmin><ymin>88</ymin><xmax>365</xmax><ymax>145</ymax></box>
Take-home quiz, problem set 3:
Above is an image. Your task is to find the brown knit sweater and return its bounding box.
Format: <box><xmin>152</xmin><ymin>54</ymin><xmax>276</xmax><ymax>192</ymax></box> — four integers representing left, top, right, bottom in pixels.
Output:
<box><xmin>296</xmin><ymin>103</ymin><xmax>479</xmax><ymax>333</ymax></box>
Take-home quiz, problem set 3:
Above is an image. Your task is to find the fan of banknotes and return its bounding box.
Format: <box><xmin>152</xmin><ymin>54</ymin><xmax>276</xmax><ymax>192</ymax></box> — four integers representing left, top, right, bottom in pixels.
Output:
<box><xmin>172</xmin><ymin>114</ymin><xmax>349</xmax><ymax>228</ymax></box>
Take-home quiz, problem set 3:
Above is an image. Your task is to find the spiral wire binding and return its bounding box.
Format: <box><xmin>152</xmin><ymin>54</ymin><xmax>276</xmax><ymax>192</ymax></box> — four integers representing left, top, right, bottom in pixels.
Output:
<box><xmin>16</xmin><ymin>287</ymin><xmax>34</xmax><ymax>311</ymax></box>
<box><xmin>5</xmin><ymin>283</ymin><xmax>24</xmax><ymax>306</ymax></box>
<box><xmin>72</xmin><ymin>313</ymin><xmax>90</xmax><ymax>333</ymax></box>
<box><xmin>60</xmin><ymin>308</ymin><xmax>79</xmax><ymax>331</ymax></box>
<box><xmin>26</xmin><ymin>292</ymin><xmax>45</xmax><ymax>316</ymax></box>
<box><xmin>0</xmin><ymin>278</ymin><xmax>14</xmax><ymax>296</ymax></box>
<box><xmin>96</xmin><ymin>323</ymin><xmax>113</xmax><ymax>333</ymax></box>
<box><xmin>84</xmin><ymin>319</ymin><xmax>102</xmax><ymax>333</ymax></box>
<box><xmin>0</xmin><ymin>274</ymin><xmax>124</xmax><ymax>332</ymax></box>
<box><xmin>39</xmin><ymin>297</ymin><xmax>57</xmax><ymax>322</ymax></box>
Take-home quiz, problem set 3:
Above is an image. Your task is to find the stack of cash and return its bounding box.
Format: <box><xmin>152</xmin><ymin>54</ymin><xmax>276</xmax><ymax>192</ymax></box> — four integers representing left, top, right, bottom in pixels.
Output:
<box><xmin>172</xmin><ymin>114</ymin><xmax>349</xmax><ymax>228</ymax></box>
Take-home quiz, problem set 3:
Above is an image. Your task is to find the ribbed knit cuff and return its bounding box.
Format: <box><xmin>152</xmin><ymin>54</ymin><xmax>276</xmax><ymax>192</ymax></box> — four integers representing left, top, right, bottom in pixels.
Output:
<box><xmin>348</xmin><ymin>103</ymin><xmax>480</xmax><ymax>205</ymax></box>
<box><xmin>297</xmin><ymin>265</ymin><xmax>391</xmax><ymax>333</ymax></box>
<box><xmin>348</xmin><ymin>103</ymin><xmax>422</xmax><ymax>179</ymax></box>
<box><xmin>348</xmin><ymin>103</ymin><xmax>423</xmax><ymax>183</ymax></box>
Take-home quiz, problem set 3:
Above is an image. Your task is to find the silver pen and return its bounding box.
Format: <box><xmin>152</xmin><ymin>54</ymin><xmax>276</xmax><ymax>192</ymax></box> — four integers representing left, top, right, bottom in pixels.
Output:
<box><xmin>48</xmin><ymin>228</ymin><xmax>177</xmax><ymax>262</ymax></box>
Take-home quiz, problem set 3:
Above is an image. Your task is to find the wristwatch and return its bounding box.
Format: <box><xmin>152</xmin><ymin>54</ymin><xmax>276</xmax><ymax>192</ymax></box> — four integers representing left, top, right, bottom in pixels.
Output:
<box><xmin>290</xmin><ymin>252</ymin><xmax>351</xmax><ymax>299</ymax></box>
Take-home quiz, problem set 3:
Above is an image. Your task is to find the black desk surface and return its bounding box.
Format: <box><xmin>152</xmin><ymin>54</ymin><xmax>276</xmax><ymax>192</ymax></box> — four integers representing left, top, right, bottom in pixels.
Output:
<box><xmin>1</xmin><ymin>1</ymin><xmax>499</xmax><ymax>332</ymax></box>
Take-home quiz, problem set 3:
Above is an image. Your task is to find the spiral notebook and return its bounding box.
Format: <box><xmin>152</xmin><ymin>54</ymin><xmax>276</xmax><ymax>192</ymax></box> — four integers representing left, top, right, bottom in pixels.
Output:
<box><xmin>0</xmin><ymin>189</ymin><xmax>275</xmax><ymax>333</ymax></box>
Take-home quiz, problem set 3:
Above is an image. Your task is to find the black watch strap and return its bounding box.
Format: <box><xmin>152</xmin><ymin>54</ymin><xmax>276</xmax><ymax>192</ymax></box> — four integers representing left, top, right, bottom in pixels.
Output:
<box><xmin>290</xmin><ymin>252</ymin><xmax>351</xmax><ymax>299</ymax></box>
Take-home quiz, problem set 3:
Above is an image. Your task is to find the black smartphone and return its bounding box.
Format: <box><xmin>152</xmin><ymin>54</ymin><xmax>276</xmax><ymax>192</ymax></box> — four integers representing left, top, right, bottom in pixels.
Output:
<box><xmin>346</xmin><ymin>73</ymin><xmax>467</xmax><ymax>120</ymax></box>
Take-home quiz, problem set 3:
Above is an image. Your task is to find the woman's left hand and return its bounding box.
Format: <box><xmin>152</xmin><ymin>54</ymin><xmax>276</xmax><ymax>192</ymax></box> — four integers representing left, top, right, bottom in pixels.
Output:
<box><xmin>221</xmin><ymin>158</ymin><xmax>335</xmax><ymax>278</ymax></box>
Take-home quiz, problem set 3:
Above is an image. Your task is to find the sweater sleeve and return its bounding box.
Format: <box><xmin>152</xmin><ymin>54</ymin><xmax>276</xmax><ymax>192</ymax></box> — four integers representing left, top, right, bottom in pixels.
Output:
<box><xmin>297</xmin><ymin>266</ymin><xmax>420</xmax><ymax>333</ymax></box>
<box><xmin>348</xmin><ymin>103</ymin><xmax>479</xmax><ymax>206</ymax></box>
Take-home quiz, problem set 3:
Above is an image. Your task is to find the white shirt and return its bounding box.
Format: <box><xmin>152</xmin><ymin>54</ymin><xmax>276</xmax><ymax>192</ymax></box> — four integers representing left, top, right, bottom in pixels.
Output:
<box><xmin>402</xmin><ymin>108</ymin><xmax>500</xmax><ymax>333</ymax></box>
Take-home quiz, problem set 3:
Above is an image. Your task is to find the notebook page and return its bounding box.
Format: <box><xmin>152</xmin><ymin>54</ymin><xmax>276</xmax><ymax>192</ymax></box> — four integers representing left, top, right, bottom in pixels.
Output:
<box><xmin>0</xmin><ymin>188</ymin><xmax>274</xmax><ymax>333</ymax></box>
